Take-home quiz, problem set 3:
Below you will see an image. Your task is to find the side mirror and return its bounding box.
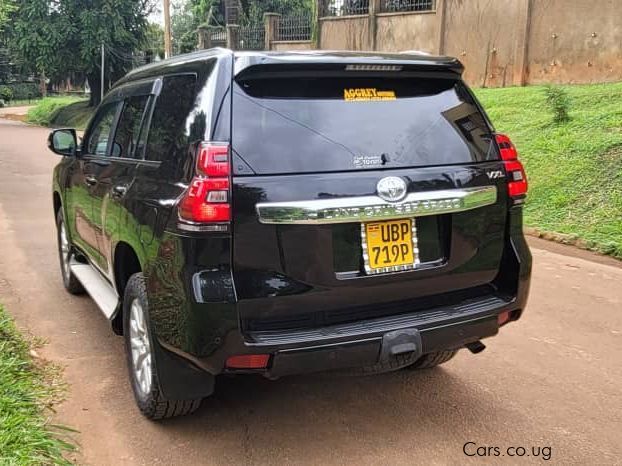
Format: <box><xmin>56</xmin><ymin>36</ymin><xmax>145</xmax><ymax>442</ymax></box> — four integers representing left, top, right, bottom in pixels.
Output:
<box><xmin>48</xmin><ymin>129</ymin><xmax>79</xmax><ymax>157</ymax></box>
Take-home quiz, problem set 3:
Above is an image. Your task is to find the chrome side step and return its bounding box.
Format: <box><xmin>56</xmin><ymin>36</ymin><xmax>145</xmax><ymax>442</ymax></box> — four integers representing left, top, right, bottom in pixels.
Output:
<box><xmin>69</xmin><ymin>262</ymin><xmax>119</xmax><ymax>319</ymax></box>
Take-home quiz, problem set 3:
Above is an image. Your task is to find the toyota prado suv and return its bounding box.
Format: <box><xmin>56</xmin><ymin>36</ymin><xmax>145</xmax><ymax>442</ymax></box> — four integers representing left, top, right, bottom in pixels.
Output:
<box><xmin>48</xmin><ymin>49</ymin><xmax>531</xmax><ymax>420</ymax></box>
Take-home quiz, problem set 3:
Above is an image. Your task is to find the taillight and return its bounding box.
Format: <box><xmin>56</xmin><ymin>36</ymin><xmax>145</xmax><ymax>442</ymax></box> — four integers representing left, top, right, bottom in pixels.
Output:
<box><xmin>495</xmin><ymin>134</ymin><xmax>528</xmax><ymax>199</ymax></box>
<box><xmin>196</xmin><ymin>143</ymin><xmax>229</xmax><ymax>177</ymax></box>
<box><xmin>178</xmin><ymin>142</ymin><xmax>231</xmax><ymax>229</ymax></box>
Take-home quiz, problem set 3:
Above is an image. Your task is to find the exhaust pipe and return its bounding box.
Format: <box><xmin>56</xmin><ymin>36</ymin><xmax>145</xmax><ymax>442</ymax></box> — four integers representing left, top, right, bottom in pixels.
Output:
<box><xmin>466</xmin><ymin>341</ymin><xmax>486</xmax><ymax>354</ymax></box>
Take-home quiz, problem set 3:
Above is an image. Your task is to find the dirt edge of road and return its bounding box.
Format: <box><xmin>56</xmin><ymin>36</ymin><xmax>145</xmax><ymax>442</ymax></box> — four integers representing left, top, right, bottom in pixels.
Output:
<box><xmin>527</xmin><ymin>235</ymin><xmax>621</xmax><ymax>268</ymax></box>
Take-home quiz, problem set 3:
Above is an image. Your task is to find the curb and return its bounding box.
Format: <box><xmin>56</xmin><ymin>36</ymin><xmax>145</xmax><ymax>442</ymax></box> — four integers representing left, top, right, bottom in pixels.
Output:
<box><xmin>524</xmin><ymin>227</ymin><xmax>621</xmax><ymax>262</ymax></box>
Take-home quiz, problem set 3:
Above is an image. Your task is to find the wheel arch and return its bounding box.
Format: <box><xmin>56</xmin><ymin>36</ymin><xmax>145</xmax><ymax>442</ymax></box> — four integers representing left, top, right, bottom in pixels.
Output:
<box><xmin>111</xmin><ymin>241</ymin><xmax>144</xmax><ymax>334</ymax></box>
<box><xmin>53</xmin><ymin>191</ymin><xmax>62</xmax><ymax>217</ymax></box>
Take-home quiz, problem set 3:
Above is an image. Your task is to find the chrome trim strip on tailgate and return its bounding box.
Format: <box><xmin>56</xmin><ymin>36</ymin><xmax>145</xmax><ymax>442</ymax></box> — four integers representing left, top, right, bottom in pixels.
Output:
<box><xmin>256</xmin><ymin>186</ymin><xmax>497</xmax><ymax>225</ymax></box>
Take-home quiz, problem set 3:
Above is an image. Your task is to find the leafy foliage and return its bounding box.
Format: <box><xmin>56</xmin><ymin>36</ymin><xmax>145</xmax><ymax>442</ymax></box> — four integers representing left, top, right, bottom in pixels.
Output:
<box><xmin>0</xmin><ymin>0</ymin><xmax>16</xmax><ymax>32</ymax></box>
<box><xmin>171</xmin><ymin>0</ymin><xmax>224</xmax><ymax>54</ymax></box>
<box><xmin>7</xmin><ymin>0</ymin><xmax>154</xmax><ymax>106</ymax></box>
<box><xmin>0</xmin><ymin>83</ymin><xmax>41</xmax><ymax>100</ymax></box>
<box><xmin>144</xmin><ymin>23</ymin><xmax>165</xmax><ymax>61</ymax></box>
<box><xmin>0</xmin><ymin>85</ymin><xmax>12</xmax><ymax>101</ymax></box>
<box><xmin>172</xmin><ymin>0</ymin><xmax>199</xmax><ymax>54</ymax></box>
<box><xmin>241</xmin><ymin>0</ymin><xmax>313</xmax><ymax>25</ymax></box>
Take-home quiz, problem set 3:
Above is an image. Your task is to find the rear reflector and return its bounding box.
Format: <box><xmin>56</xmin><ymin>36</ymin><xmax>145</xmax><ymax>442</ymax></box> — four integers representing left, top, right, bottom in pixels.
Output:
<box><xmin>226</xmin><ymin>354</ymin><xmax>270</xmax><ymax>369</ymax></box>
<box><xmin>498</xmin><ymin>310</ymin><xmax>512</xmax><ymax>327</ymax></box>
<box><xmin>495</xmin><ymin>134</ymin><xmax>528</xmax><ymax>199</ymax></box>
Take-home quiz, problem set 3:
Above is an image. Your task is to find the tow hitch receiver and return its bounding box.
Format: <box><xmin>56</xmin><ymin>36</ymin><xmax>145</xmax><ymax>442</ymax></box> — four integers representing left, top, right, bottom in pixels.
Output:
<box><xmin>380</xmin><ymin>329</ymin><xmax>422</xmax><ymax>362</ymax></box>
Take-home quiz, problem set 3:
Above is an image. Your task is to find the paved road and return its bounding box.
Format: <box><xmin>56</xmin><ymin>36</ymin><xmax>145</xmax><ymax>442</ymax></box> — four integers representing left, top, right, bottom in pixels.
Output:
<box><xmin>1</xmin><ymin>119</ymin><xmax>621</xmax><ymax>465</ymax></box>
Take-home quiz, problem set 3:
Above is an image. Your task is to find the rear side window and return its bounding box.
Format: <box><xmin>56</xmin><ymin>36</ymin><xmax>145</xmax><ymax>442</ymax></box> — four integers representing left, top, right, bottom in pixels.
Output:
<box><xmin>145</xmin><ymin>74</ymin><xmax>197</xmax><ymax>163</ymax></box>
<box><xmin>112</xmin><ymin>96</ymin><xmax>149</xmax><ymax>158</ymax></box>
<box><xmin>232</xmin><ymin>75</ymin><xmax>495</xmax><ymax>175</ymax></box>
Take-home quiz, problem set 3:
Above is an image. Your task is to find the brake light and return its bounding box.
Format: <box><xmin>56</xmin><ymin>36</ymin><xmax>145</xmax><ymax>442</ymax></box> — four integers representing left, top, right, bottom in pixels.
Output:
<box><xmin>495</xmin><ymin>134</ymin><xmax>528</xmax><ymax>198</ymax></box>
<box><xmin>178</xmin><ymin>142</ymin><xmax>231</xmax><ymax>226</ymax></box>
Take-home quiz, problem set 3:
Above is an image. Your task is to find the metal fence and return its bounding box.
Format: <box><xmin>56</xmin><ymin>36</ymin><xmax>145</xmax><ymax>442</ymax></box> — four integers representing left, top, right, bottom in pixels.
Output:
<box><xmin>321</xmin><ymin>0</ymin><xmax>369</xmax><ymax>17</ymax></box>
<box><xmin>238</xmin><ymin>25</ymin><xmax>265</xmax><ymax>50</ymax></box>
<box><xmin>210</xmin><ymin>28</ymin><xmax>227</xmax><ymax>48</ymax></box>
<box><xmin>277</xmin><ymin>13</ymin><xmax>313</xmax><ymax>41</ymax></box>
<box><xmin>380</xmin><ymin>0</ymin><xmax>435</xmax><ymax>13</ymax></box>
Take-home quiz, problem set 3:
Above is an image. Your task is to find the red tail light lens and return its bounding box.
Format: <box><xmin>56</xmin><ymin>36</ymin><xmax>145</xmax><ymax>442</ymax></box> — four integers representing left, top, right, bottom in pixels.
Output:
<box><xmin>495</xmin><ymin>134</ymin><xmax>528</xmax><ymax>198</ymax></box>
<box><xmin>197</xmin><ymin>143</ymin><xmax>230</xmax><ymax>177</ymax></box>
<box><xmin>178</xmin><ymin>178</ymin><xmax>231</xmax><ymax>222</ymax></box>
<box><xmin>178</xmin><ymin>142</ymin><xmax>231</xmax><ymax>225</ymax></box>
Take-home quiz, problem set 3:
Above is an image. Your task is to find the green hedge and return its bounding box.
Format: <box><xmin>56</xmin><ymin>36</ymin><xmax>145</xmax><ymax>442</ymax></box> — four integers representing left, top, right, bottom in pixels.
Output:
<box><xmin>0</xmin><ymin>83</ymin><xmax>41</xmax><ymax>101</ymax></box>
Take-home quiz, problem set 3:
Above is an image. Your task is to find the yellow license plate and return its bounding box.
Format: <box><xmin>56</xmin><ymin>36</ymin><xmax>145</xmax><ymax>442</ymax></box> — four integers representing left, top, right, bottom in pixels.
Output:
<box><xmin>362</xmin><ymin>218</ymin><xmax>419</xmax><ymax>274</ymax></box>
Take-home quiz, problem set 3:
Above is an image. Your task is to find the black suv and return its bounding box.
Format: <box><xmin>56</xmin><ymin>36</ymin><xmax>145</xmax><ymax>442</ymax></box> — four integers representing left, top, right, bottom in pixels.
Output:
<box><xmin>49</xmin><ymin>49</ymin><xmax>531</xmax><ymax>420</ymax></box>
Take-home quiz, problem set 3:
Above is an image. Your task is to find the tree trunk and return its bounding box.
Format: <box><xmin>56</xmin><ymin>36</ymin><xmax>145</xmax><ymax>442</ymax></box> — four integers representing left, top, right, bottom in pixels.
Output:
<box><xmin>40</xmin><ymin>72</ymin><xmax>47</xmax><ymax>98</ymax></box>
<box><xmin>87</xmin><ymin>71</ymin><xmax>101</xmax><ymax>107</ymax></box>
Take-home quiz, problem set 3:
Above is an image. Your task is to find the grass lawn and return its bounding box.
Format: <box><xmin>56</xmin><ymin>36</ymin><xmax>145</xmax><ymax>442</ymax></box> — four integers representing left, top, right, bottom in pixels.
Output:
<box><xmin>0</xmin><ymin>305</ymin><xmax>74</xmax><ymax>465</ymax></box>
<box><xmin>26</xmin><ymin>97</ymin><xmax>91</xmax><ymax>129</ymax></box>
<box><xmin>476</xmin><ymin>82</ymin><xmax>622</xmax><ymax>258</ymax></box>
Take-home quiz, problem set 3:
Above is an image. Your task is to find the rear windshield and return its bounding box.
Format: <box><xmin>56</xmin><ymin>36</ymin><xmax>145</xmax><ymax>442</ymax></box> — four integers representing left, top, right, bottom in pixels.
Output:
<box><xmin>232</xmin><ymin>75</ymin><xmax>496</xmax><ymax>175</ymax></box>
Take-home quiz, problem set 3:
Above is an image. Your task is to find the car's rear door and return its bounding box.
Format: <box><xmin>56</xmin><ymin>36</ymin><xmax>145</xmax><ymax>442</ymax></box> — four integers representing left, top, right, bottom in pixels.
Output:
<box><xmin>230</xmin><ymin>65</ymin><xmax>509</xmax><ymax>332</ymax></box>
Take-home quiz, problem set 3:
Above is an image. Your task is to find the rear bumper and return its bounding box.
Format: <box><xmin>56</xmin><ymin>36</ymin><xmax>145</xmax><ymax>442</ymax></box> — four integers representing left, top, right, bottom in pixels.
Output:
<box><xmin>153</xmin><ymin>289</ymin><xmax>523</xmax><ymax>399</ymax></box>
<box><xmin>245</xmin><ymin>294</ymin><xmax>516</xmax><ymax>378</ymax></box>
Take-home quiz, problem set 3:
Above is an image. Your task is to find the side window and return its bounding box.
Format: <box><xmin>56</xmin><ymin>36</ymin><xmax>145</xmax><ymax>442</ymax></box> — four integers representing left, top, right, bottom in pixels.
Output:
<box><xmin>145</xmin><ymin>75</ymin><xmax>197</xmax><ymax>163</ymax></box>
<box><xmin>86</xmin><ymin>103</ymin><xmax>119</xmax><ymax>156</ymax></box>
<box><xmin>111</xmin><ymin>96</ymin><xmax>150</xmax><ymax>158</ymax></box>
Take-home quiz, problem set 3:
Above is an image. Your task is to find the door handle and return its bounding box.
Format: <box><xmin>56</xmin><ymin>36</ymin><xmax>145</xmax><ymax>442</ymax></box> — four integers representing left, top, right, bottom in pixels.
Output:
<box><xmin>111</xmin><ymin>185</ymin><xmax>129</xmax><ymax>198</ymax></box>
<box><xmin>84</xmin><ymin>175</ymin><xmax>97</xmax><ymax>186</ymax></box>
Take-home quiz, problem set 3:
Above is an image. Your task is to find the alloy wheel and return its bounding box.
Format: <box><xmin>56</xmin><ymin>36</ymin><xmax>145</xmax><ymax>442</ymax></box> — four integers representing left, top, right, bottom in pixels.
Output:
<box><xmin>59</xmin><ymin>221</ymin><xmax>71</xmax><ymax>281</ymax></box>
<box><xmin>129</xmin><ymin>298</ymin><xmax>153</xmax><ymax>398</ymax></box>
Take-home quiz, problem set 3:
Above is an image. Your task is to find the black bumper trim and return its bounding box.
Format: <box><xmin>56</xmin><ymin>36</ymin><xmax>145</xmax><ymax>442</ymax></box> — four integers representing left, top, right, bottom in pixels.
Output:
<box><xmin>247</xmin><ymin>295</ymin><xmax>510</xmax><ymax>347</ymax></box>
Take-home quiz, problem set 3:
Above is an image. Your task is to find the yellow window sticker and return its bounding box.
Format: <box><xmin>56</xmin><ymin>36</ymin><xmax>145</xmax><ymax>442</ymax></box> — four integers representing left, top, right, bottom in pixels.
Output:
<box><xmin>344</xmin><ymin>88</ymin><xmax>396</xmax><ymax>102</ymax></box>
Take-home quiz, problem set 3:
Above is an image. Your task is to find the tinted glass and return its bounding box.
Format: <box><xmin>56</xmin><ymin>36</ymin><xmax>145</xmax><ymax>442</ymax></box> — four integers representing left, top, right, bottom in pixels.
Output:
<box><xmin>145</xmin><ymin>75</ymin><xmax>197</xmax><ymax>162</ymax></box>
<box><xmin>232</xmin><ymin>76</ymin><xmax>495</xmax><ymax>175</ymax></box>
<box><xmin>86</xmin><ymin>103</ymin><xmax>119</xmax><ymax>156</ymax></box>
<box><xmin>112</xmin><ymin>96</ymin><xmax>149</xmax><ymax>158</ymax></box>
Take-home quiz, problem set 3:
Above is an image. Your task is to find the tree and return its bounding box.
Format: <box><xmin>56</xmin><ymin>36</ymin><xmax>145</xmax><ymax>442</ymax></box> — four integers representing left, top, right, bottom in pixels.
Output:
<box><xmin>144</xmin><ymin>23</ymin><xmax>165</xmax><ymax>63</ymax></box>
<box><xmin>171</xmin><ymin>0</ymin><xmax>222</xmax><ymax>54</ymax></box>
<box><xmin>0</xmin><ymin>0</ymin><xmax>16</xmax><ymax>32</ymax></box>
<box><xmin>171</xmin><ymin>0</ymin><xmax>197</xmax><ymax>54</ymax></box>
<box><xmin>9</xmin><ymin>0</ymin><xmax>154</xmax><ymax>106</ymax></box>
<box><xmin>241</xmin><ymin>0</ymin><xmax>313</xmax><ymax>25</ymax></box>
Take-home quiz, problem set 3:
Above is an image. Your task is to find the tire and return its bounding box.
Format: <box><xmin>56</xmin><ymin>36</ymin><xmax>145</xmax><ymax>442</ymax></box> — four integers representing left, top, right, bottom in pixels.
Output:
<box><xmin>405</xmin><ymin>350</ymin><xmax>458</xmax><ymax>370</ymax></box>
<box><xmin>56</xmin><ymin>210</ymin><xmax>85</xmax><ymax>295</ymax></box>
<box><xmin>123</xmin><ymin>273</ymin><xmax>202</xmax><ymax>420</ymax></box>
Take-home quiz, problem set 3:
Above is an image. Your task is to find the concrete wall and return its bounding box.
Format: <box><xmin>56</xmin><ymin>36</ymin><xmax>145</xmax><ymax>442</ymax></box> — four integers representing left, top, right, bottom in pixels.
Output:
<box><xmin>311</xmin><ymin>0</ymin><xmax>622</xmax><ymax>87</ymax></box>
<box><xmin>319</xmin><ymin>16</ymin><xmax>371</xmax><ymax>50</ymax></box>
<box><xmin>375</xmin><ymin>12</ymin><xmax>438</xmax><ymax>54</ymax></box>
<box><xmin>527</xmin><ymin>0</ymin><xmax>622</xmax><ymax>84</ymax></box>
<box><xmin>442</xmin><ymin>0</ymin><xmax>526</xmax><ymax>87</ymax></box>
<box><xmin>272</xmin><ymin>40</ymin><xmax>314</xmax><ymax>51</ymax></box>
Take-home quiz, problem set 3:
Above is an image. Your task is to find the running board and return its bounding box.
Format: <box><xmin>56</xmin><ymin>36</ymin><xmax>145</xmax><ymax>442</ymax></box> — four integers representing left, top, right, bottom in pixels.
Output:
<box><xmin>69</xmin><ymin>263</ymin><xmax>119</xmax><ymax>319</ymax></box>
